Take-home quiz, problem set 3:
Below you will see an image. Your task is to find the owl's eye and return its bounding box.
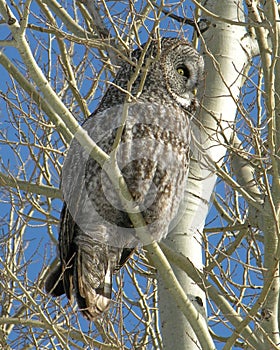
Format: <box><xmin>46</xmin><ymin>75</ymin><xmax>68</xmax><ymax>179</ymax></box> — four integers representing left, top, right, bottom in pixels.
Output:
<box><xmin>176</xmin><ymin>66</ymin><xmax>190</xmax><ymax>79</ymax></box>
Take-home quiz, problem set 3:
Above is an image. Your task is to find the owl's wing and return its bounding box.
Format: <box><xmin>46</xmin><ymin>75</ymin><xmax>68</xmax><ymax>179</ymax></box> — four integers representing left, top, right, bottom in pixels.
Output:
<box><xmin>45</xmin><ymin>106</ymin><xmax>137</xmax><ymax>319</ymax></box>
<box><xmin>45</xmin><ymin>102</ymin><xmax>190</xmax><ymax>319</ymax></box>
<box><xmin>45</xmin><ymin>204</ymin><xmax>74</xmax><ymax>298</ymax></box>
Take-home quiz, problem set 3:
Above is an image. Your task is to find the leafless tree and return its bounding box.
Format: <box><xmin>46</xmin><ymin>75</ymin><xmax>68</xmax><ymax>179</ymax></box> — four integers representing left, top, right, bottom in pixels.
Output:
<box><xmin>0</xmin><ymin>0</ymin><xmax>279</xmax><ymax>349</ymax></box>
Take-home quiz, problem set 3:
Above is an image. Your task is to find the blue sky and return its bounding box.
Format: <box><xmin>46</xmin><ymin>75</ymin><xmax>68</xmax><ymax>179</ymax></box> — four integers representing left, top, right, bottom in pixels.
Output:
<box><xmin>0</xmin><ymin>1</ymin><xmax>265</xmax><ymax>349</ymax></box>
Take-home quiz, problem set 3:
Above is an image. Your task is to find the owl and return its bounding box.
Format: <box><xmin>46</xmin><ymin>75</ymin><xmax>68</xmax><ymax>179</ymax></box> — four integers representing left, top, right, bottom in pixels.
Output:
<box><xmin>45</xmin><ymin>37</ymin><xmax>204</xmax><ymax>320</ymax></box>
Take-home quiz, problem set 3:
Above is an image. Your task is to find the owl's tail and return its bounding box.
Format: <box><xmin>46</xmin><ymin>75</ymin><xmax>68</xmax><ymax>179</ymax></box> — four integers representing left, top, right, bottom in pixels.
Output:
<box><xmin>45</xmin><ymin>244</ymin><xmax>113</xmax><ymax>320</ymax></box>
<box><xmin>73</xmin><ymin>241</ymin><xmax>113</xmax><ymax>320</ymax></box>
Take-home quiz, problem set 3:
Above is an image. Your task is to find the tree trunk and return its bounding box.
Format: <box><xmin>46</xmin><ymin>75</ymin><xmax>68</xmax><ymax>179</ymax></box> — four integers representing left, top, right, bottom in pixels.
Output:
<box><xmin>158</xmin><ymin>0</ymin><xmax>254</xmax><ymax>348</ymax></box>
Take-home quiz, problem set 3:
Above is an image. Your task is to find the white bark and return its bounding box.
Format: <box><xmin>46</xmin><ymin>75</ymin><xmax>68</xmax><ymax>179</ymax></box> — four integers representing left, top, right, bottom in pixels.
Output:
<box><xmin>158</xmin><ymin>1</ymin><xmax>255</xmax><ymax>348</ymax></box>
<box><xmin>2</xmin><ymin>0</ymin><xmax>279</xmax><ymax>347</ymax></box>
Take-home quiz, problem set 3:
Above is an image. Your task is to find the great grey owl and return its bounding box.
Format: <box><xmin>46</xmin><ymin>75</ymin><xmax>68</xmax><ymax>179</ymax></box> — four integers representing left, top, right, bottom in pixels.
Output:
<box><xmin>45</xmin><ymin>37</ymin><xmax>204</xmax><ymax>320</ymax></box>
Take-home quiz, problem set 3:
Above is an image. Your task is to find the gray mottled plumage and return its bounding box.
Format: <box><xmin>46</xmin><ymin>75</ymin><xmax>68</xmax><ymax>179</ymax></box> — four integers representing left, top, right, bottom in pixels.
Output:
<box><xmin>45</xmin><ymin>37</ymin><xmax>204</xmax><ymax>320</ymax></box>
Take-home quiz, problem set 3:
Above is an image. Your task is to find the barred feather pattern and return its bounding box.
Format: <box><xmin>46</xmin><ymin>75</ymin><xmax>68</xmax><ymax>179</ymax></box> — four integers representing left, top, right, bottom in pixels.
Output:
<box><xmin>45</xmin><ymin>37</ymin><xmax>204</xmax><ymax>320</ymax></box>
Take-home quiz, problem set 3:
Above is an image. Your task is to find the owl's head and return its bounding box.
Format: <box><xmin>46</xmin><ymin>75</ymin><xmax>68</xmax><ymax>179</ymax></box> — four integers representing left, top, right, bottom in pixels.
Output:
<box><xmin>99</xmin><ymin>37</ymin><xmax>204</xmax><ymax>113</ymax></box>
<box><xmin>159</xmin><ymin>37</ymin><xmax>204</xmax><ymax>110</ymax></box>
<box><xmin>130</xmin><ymin>37</ymin><xmax>204</xmax><ymax>111</ymax></box>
